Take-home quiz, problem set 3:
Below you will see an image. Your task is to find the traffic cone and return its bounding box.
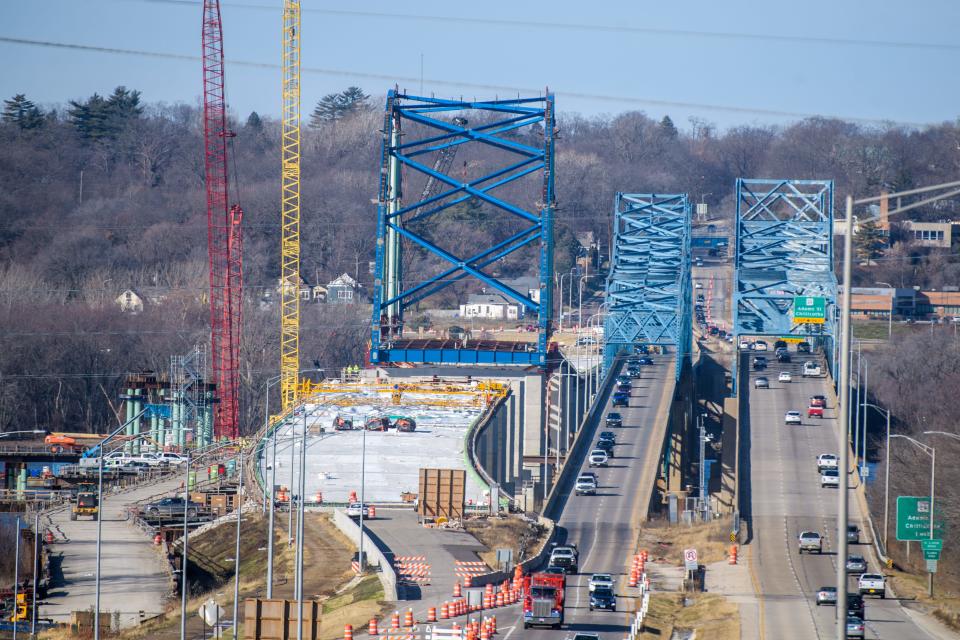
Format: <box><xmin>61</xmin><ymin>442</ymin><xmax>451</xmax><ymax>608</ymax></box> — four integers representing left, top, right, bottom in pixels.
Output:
<box><xmin>485</xmin><ymin>583</ymin><xmax>494</xmax><ymax>598</ymax></box>
<box><xmin>390</xmin><ymin>611</ymin><xmax>400</xmax><ymax>630</ymax></box>
<box><xmin>641</xmin><ymin>549</ymin><xmax>649</xmax><ymax>562</ymax></box>
<box><xmin>344</xmin><ymin>624</ymin><xmax>353</xmax><ymax>640</ymax></box>
<box><xmin>427</xmin><ymin>607</ymin><xmax>437</xmax><ymax>623</ymax></box>
<box><xmin>453</xmin><ymin>582</ymin><xmax>462</xmax><ymax>597</ymax></box>
<box><xmin>495</xmin><ymin>592</ymin><xmax>504</xmax><ymax>607</ymax></box>
<box><xmin>368</xmin><ymin>505</ymin><xmax>376</xmax><ymax>518</ymax></box>
<box><xmin>513</xmin><ymin>565</ymin><xmax>523</xmax><ymax>582</ymax></box>
<box><xmin>452</xmin><ymin>622</ymin><xmax>461</xmax><ymax>632</ymax></box>
<box><xmin>349</xmin><ymin>490</ymin><xmax>358</xmax><ymax>503</ymax></box>
<box><xmin>368</xmin><ymin>618</ymin><xmax>379</xmax><ymax>636</ymax></box>
<box><xmin>154</xmin><ymin>533</ymin><xmax>162</xmax><ymax>545</ymax></box>
<box><xmin>466</xmin><ymin>626</ymin><xmax>476</xmax><ymax>640</ymax></box>
<box><xmin>440</xmin><ymin>602</ymin><xmax>450</xmax><ymax>619</ymax></box>
<box><xmin>480</xmin><ymin>621</ymin><xmax>489</xmax><ymax>640</ymax></box>
<box><xmin>404</xmin><ymin>608</ymin><xmax>414</xmax><ymax>627</ymax></box>
<box><xmin>314</xmin><ymin>491</ymin><xmax>323</xmax><ymax>503</ymax></box>
<box><xmin>464</xmin><ymin>575</ymin><xmax>472</xmax><ymax>588</ymax></box>
<box><xmin>491</xmin><ymin>616</ymin><xmax>497</xmax><ymax>634</ymax></box>
<box><xmin>729</xmin><ymin>545</ymin><xmax>738</xmax><ymax>565</ymax></box>
<box><xmin>628</xmin><ymin>568</ymin><xmax>639</xmax><ymax>587</ymax></box>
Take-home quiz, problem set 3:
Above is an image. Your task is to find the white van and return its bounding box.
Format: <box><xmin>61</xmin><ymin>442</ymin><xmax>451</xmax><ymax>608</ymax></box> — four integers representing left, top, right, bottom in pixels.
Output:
<box><xmin>802</xmin><ymin>361</ymin><xmax>822</xmax><ymax>377</ymax></box>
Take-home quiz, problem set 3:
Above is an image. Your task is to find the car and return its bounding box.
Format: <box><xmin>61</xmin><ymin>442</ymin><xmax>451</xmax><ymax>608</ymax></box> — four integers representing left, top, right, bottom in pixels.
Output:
<box><xmin>637</xmin><ymin>357</ymin><xmax>654</xmax><ymax>365</ymax></box>
<box><xmin>816</xmin><ymin>454</ymin><xmax>838</xmax><ymax>472</ymax></box>
<box><xmin>753</xmin><ymin>340</ymin><xmax>768</xmax><ymax>351</ymax></box>
<box><xmin>846</xmin><ymin>615</ymin><xmax>865</xmax><ymax>639</ymax></box>
<box><xmin>846</xmin><ymin>593</ymin><xmax>865</xmax><ymax>618</ymax></box>
<box><xmin>807</xmin><ymin>406</ymin><xmax>824</xmax><ymax>418</ymax></box>
<box><xmin>798</xmin><ymin>531</ymin><xmax>823</xmax><ymax>554</ymax></box>
<box><xmin>754</xmin><ymin>377</ymin><xmax>769</xmax><ymax>389</ymax></box>
<box><xmin>696</xmin><ymin>294</ymin><xmax>705</xmax><ymax>303</ymax></box>
<box><xmin>598</xmin><ymin>431</ymin><xmax>616</xmax><ymax>445</ymax></box>
<box><xmin>803</xmin><ymin>361</ymin><xmax>822</xmax><ymax>377</ymax></box>
<box><xmin>616</xmin><ymin>374</ymin><xmax>631</xmax><ymax>384</ymax></box>
<box><xmin>694</xmin><ymin>258</ymin><xmax>704</xmax><ymax>267</ymax></box>
<box><xmin>846</xmin><ymin>555</ymin><xmax>867</xmax><ymax>574</ymax></box>
<box><xmin>595</xmin><ymin>439</ymin><xmax>615</xmax><ymax>457</ymax></box>
<box><xmin>612</xmin><ymin>393</ymin><xmax>629</xmax><ymax>408</ymax></box>
<box><xmin>774</xmin><ymin>340</ymin><xmax>788</xmax><ymax>350</ymax></box>
<box><xmin>543</xmin><ymin>566</ymin><xmax>566</xmax><ymax>575</ymax></box>
<box><xmin>605</xmin><ymin>412</ymin><xmax>623</xmax><ymax>428</ymax></box>
<box><xmin>718</xmin><ymin>329</ymin><xmax>727</xmax><ymax>339</ymax></box>
<box><xmin>589</xmin><ymin>449</ymin><xmax>609</xmax><ymax>467</ymax></box>
<box><xmin>118</xmin><ymin>460</ymin><xmax>152</xmax><ymax>475</ymax></box>
<box><xmin>695</xmin><ymin>282</ymin><xmax>703</xmax><ymax>289</ymax></box>
<box><xmin>627</xmin><ymin>367</ymin><xmax>642</xmax><ymax>378</ymax></box>
<box><xmin>816</xmin><ymin>586</ymin><xmax>837</xmax><ymax>606</ymax></box>
<box><xmin>156</xmin><ymin>452</ymin><xmax>187</xmax><ymax>465</ymax></box>
<box><xmin>798</xmin><ymin>341</ymin><xmax>812</xmax><ymax>353</ymax></box>
<box><xmin>634</xmin><ymin>344</ymin><xmax>649</xmax><ymax>355</ymax></box>
<box><xmin>133</xmin><ymin>453</ymin><xmax>166</xmax><ymax>466</ymax></box>
<box><xmin>776</xmin><ymin>351</ymin><xmax>791</xmax><ymax>362</ymax></box>
<box><xmin>588</xmin><ymin>573</ymin><xmax>615</xmax><ymax>592</ymax></box>
<box><xmin>589</xmin><ymin>588</ymin><xmax>616</xmax><ymax>612</ymax></box>
<box><xmin>858</xmin><ymin>573</ymin><xmax>886</xmax><ymax>598</ymax></box>
<box><xmin>847</xmin><ymin>524</ymin><xmax>860</xmax><ymax>544</ymax></box>
<box><xmin>143</xmin><ymin>496</ymin><xmax>204</xmax><ymax>519</ymax></box>
<box><xmin>345</xmin><ymin>502</ymin><xmax>370</xmax><ymax>518</ymax></box>
<box><xmin>778</xmin><ymin>371</ymin><xmax>792</xmax><ymax>383</ymax></box>
<box><xmin>821</xmin><ymin>468</ymin><xmax>840</xmax><ymax>488</ymax></box>
<box><xmin>739</xmin><ymin>340</ymin><xmax>752</xmax><ymax>350</ymax></box>
<box><xmin>575</xmin><ymin>474</ymin><xmax>598</xmax><ymax>496</ymax></box>
<box><xmin>809</xmin><ymin>395</ymin><xmax>827</xmax><ymax>408</ymax></box>
<box><xmin>576</xmin><ymin>336</ymin><xmax>598</xmax><ymax>346</ymax></box>
<box><xmin>709</xmin><ymin>326</ymin><xmax>719</xmax><ymax>336</ymax></box>
<box><xmin>752</xmin><ymin>356</ymin><xmax>767</xmax><ymax>370</ymax></box>
<box><xmin>616</xmin><ymin>383</ymin><xmax>632</xmax><ymax>393</ymax></box>
<box><xmin>784</xmin><ymin>411</ymin><xmax>802</xmax><ymax>425</ymax></box>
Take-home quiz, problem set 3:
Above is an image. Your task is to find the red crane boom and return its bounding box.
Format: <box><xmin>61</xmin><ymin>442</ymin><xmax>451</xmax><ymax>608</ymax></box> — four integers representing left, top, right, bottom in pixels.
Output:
<box><xmin>202</xmin><ymin>0</ymin><xmax>242</xmax><ymax>439</ymax></box>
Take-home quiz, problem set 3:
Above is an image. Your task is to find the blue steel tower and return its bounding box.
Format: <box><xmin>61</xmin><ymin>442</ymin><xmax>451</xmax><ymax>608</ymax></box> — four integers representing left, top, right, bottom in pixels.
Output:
<box><xmin>369</xmin><ymin>91</ymin><xmax>556</xmax><ymax>367</ymax></box>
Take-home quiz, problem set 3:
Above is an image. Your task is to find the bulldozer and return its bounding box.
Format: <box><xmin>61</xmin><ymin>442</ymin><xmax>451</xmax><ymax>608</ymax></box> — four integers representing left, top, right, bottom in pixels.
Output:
<box><xmin>70</xmin><ymin>488</ymin><xmax>99</xmax><ymax>521</ymax></box>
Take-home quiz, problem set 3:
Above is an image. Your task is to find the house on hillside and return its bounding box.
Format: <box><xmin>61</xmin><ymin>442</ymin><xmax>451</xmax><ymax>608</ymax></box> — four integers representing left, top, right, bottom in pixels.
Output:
<box><xmin>459</xmin><ymin>293</ymin><xmax>520</xmax><ymax>320</ymax></box>
<box><xmin>116</xmin><ymin>289</ymin><xmax>144</xmax><ymax>314</ymax></box>
<box><xmin>503</xmin><ymin>277</ymin><xmax>541</xmax><ymax>305</ymax></box>
<box><xmin>275</xmin><ymin>275</ymin><xmax>326</xmax><ymax>303</ymax></box>
<box><xmin>326</xmin><ymin>273</ymin><xmax>361</xmax><ymax>304</ymax></box>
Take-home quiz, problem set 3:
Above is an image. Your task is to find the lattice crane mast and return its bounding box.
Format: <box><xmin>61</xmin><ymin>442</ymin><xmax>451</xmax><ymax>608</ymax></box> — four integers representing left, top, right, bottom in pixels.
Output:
<box><xmin>202</xmin><ymin>0</ymin><xmax>243</xmax><ymax>439</ymax></box>
<box><xmin>279</xmin><ymin>0</ymin><xmax>301</xmax><ymax>411</ymax></box>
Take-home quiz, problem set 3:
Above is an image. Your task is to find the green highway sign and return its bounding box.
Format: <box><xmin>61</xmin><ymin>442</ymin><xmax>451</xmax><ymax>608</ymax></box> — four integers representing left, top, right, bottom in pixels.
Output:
<box><xmin>793</xmin><ymin>296</ymin><xmax>826</xmax><ymax>324</ymax></box>
<box><xmin>921</xmin><ymin>539</ymin><xmax>944</xmax><ymax>560</ymax></box>
<box><xmin>897</xmin><ymin>496</ymin><xmax>947</xmax><ymax>541</ymax></box>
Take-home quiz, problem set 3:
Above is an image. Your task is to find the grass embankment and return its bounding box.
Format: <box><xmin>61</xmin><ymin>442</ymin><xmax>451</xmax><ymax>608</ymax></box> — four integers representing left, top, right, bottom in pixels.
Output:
<box><xmin>639</xmin><ymin>593</ymin><xmax>739</xmax><ymax>640</ymax></box>
<box><xmin>884</xmin><ymin>568</ymin><xmax>960</xmax><ymax>632</ymax></box>
<box><xmin>464</xmin><ymin>515</ymin><xmax>549</xmax><ymax>569</ymax></box>
<box><xmin>639</xmin><ymin>516</ymin><xmax>735</xmax><ymax>566</ymax></box>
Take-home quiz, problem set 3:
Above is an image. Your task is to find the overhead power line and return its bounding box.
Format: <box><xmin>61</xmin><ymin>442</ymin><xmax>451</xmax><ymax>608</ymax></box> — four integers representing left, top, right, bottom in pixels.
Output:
<box><xmin>134</xmin><ymin>0</ymin><xmax>960</xmax><ymax>53</ymax></box>
<box><xmin>0</xmin><ymin>35</ymin><xmax>933</xmax><ymax>126</ymax></box>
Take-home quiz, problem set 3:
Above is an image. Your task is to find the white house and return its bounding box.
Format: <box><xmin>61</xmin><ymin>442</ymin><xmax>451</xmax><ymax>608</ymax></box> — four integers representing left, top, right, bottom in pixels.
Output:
<box><xmin>116</xmin><ymin>289</ymin><xmax>144</xmax><ymax>313</ymax></box>
<box><xmin>459</xmin><ymin>293</ymin><xmax>520</xmax><ymax>320</ymax></box>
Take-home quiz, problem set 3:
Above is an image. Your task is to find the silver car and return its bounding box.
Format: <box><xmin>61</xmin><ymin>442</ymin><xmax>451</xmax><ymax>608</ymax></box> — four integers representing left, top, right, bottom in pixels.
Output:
<box><xmin>816</xmin><ymin>586</ymin><xmax>837</xmax><ymax>606</ymax></box>
<box><xmin>846</xmin><ymin>555</ymin><xmax>867</xmax><ymax>574</ymax></box>
<box><xmin>754</xmin><ymin>376</ymin><xmax>769</xmax><ymax>389</ymax></box>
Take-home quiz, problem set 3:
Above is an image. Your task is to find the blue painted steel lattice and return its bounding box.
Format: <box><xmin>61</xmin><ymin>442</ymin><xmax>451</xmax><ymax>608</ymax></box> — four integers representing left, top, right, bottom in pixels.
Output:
<box><xmin>369</xmin><ymin>91</ymin><xmax>556</xmax><ymax>366</ymax></box>
<box><xmin>603</xmin><ymin>193</ymin><xmax>692</xmax><ymax>379</ymax></box>
<box><xmin>733</xmin><ymin>179</ymin><xmax>836</xmax><ymax>344</ymax></box>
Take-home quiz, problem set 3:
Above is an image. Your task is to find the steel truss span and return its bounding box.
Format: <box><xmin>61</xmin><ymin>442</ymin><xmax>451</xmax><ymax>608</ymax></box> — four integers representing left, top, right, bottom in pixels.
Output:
<box><xmin>369</xmin><ymin>91</ymin><xmax>556</xmax><ymax>366</ymax></box>
<box><xmin>733</xmin><ymin>179</ymin><xmax>837</xmax><ymax>362</ymax></box>
<box><xmin>603</xmin><ymin>193</ymin><xmax>691</xmax><ymax>379</ymax></box>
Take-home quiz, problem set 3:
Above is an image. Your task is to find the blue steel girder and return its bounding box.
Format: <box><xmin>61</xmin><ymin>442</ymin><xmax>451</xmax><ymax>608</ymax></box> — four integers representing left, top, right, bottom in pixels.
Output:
<box><xmin>734</xmin><ymin>179</ymin><xmax>837</xmax><ymax>339</ymax></box>
<box><xmin>604</xmin><ymin>193</ymin><xmax>692</xmax><ymax>379</ymax></box>
<box><xmin>370</xmin><ymin>91</ymin><xmax>556</xmax><ymax>367</ymax></box>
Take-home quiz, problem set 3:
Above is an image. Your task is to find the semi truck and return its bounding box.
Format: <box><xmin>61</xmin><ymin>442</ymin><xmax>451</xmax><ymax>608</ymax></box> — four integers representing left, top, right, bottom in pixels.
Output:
<box><xmin>523</xmin><ymin>572</ymin><xmax>565</xmax><ymax>629</ymax></box>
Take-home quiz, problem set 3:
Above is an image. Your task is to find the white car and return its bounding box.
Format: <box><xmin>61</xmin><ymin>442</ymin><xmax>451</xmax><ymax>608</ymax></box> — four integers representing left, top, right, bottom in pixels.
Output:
<box><xmin>821</xmin><ymin>469</ymin><xmax>840</xmax><ymax>488</ymax></box>
<box><xmin>588</xmin><ymin>573</ymin><xmax>615</xmax><ymax>592</ymax></box>
<box><xmin>753</xmin><ymin>340</ymin><xmax>768</xmax><ymax>351</ymax></box>
<box><xmin>816</xmin><ymin>454</ymin><xmax>838</xmax><ymax>472</ymax></box>
<box><xmin>575</xmin><ymin>474</ymin><xmax>598</xmax><ymax>496</ymax></box>
<box><xmin>156</xmin><ymin>452</ymin><xmax>187</xmax><ymax>465</ymax></box>
<box><xmin>588</xmin><ymin>449</ymin><xmax>609</xmax><ymax>467</ymax></box>
<box><xmin>784</xmin><ymin>411</ymin><xmax>802</xmax><ymax>425</ymax></box>
<box><xmin>802</xmin><ymin>361</ymin><xmax>822</xmax><ymax>377</ymax></box>
<box><xmin>695</xmin><ymin>282</ymin><xmax>703</xmax><ymax>289</ymax></box>
<box><xmin>345</xmin><ymin>502</ymin><xmax>370</xmax><ymax>518</ymax></box>
<box><xmin>739</xmin><ymin>340</ymin><xmax>752</xmax><ymax>350</ymax></box>
<box><xmin>778</xmin><ymin>371</ymin><xmax>792</xmax><ymax>383</ymax></box>
<box><xmin>133</xmin><ymin>453</ymin><xmax>165</xmax><ymax>466</ymax></box>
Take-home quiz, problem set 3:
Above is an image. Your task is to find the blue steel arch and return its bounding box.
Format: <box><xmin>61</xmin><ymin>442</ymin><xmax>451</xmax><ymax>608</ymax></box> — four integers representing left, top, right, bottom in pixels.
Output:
<box><xmin>733</xmin><ymin>179</ymin><xmax>838</xmax><ymax>378</ymax></box>
<box><xmin>603</xmin><ymin>193</ymin><xmax>692</xmax><ymax>380</ymax></box>
<box><xmin>369</xmin><ymin>91</ymin><xmax>556</xmax><ymax>366</ymax></box>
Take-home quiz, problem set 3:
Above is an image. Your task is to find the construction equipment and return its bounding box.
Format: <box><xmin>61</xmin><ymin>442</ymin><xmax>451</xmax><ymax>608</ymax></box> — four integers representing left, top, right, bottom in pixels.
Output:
<box><xmin>279</xmin><ymin>0</ymin><xmax>302</xmax><ymax>411</ymax></box>
<box><xmin>70</xmin><ymin>487</ymin><xmax>99</xmax><ymax>521</ymax></box>
<box><xmin>202</xmin><ymin>0</ymin><xmax>243</xmax><ymax>439</ymax></box>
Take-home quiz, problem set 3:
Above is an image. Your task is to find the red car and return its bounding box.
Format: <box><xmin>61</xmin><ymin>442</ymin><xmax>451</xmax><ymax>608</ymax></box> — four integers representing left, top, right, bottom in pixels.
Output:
<box><xmin>807</xmin><ymin>406</ymin><xmax>824</xmax><ymax>418</ymax></box>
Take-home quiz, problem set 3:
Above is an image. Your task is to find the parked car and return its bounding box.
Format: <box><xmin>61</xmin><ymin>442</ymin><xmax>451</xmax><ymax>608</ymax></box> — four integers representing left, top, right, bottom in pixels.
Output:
<box><xmin>778</xmin><ymin>371</ymin><xmax>792</xmax><ymax>383</ymax></box>
<box><xmin>143</xmin><ymin>496</ymin><xmax>204</xmax><ymax>519</ymax></box>
<box><xmin>784</xmin><ymin>411</ymin><xmax>802</xmax><ymax>425</ymax></box>
<box><xmin>345</xmin><ymin>502</ymin><xmax>370</xmax><ymax>518</ymax></box>
<box><xmin>156</xmin><ymin>452</ymin><xmax>187</xmax><ymax>465</ymax></box>
<box><xmin>754</xmin><ymin>376</ymin><xmax>769</xmax><ymax>389</ymax></box>
<box><xmin>576</xmin><ymin>336</ymin><xmax>598</xmax><ymax>346</ymax></box>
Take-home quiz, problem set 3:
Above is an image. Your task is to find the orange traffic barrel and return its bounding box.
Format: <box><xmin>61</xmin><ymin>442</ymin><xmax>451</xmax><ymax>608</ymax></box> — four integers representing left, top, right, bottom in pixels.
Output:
<box><xmin>427</xmin><ymin>607</ymin><xmax>437</xmax><ymax>622</ymax></box>
<box><xmin>403</xmin><ymin>608</ymin><xmax>414</xmax><ymax>627</ymax></box>
<box><xmin>344</xmin><ymin>624</ymin><xmax>353</xmax><ymax>640</ymax></box>
<box><xmin>368</xmin><ymin>619</ymin><xmax>378</xmax><ymax>636</ymax></box>
<box><xmin>453</xmin><ymin>582</ymin><xmax>462</xmax><ymax>597</ymax></box>
<box><xmin>440</xmin><ymin>602</ymin><xmax>450</xmax><ymax>619</ymax></box>
<box><xmin>390</xmin><ymin>611</ymin><xmax>400</xmax><ymax>630</ymax></box>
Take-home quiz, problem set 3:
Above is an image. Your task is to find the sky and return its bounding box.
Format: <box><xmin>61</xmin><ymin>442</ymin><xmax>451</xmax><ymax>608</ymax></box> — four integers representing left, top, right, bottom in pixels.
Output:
<box><xmin>1</xmin><ymin>0</ymin><xmax>959</xmax><ymax>130</ymax></box>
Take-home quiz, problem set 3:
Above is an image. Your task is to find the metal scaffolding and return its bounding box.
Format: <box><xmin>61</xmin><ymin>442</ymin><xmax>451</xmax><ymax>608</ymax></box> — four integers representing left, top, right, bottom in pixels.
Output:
<box><xmin>603</xmin><ymin>193</ymin><xmax>692</xmax><ymax>379</ymax></box>
<box><xmin>369</xmin><ymin>91</ymin><xmax>556</xmax><ymax>366</ymax></box>
<box><xmin>169</xmin><ymin>344</ymin><xmax>212</xmax><ymax>448</ymax></box>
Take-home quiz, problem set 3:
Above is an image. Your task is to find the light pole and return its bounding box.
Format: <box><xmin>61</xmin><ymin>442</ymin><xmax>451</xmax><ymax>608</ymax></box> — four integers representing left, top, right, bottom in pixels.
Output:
<box><xmin>13</xmin><ymin>515</ymin><xmax>20</xmax><ymax>640</ymax></box>
<box><xmin>860</xmin><ymin>360</ymin><xmax>869</xmax><ymax>479</ymax></box>
<box><xmin>295</xmin><ymin>409</ymin><xmax>307</xmax><ymax>640</ymax></box>
<box><xmin>558</xmin><ymin>271</ymin><xmax>574</xmax><ymax>333</ymax></box>
<box><xmin>359</xmin><ymin>415</ymin><xmax>371</xmax><ymax>573</ymax></box>
<box><xmin>179</xmin><ymin>446</ymin><xmax>192</xmax><ymax>640</ymax></box>
<box><xmin>890</xmin><ymin>434</ymin><xmax>936</xmax><ymax>597</ymax></box>
<box><xmin>232</xmin><ymin>450</ymin><xmax>244</xmax><ymax>639</ymax></box>
<box><xmin>875</xmin><ymin>282</ymin><xmax>894</xmax><ymax>339</ymax></box>
<box><xmin>835</xmin><ymin>195</ymin><xmax>854</xmax><ymax>631</ymax></box>
<box><xmin>31</xmin><ymin>511</ymin><xmax>39</xmax><ymax>636</ymax></box>
<box><xmin>577</xmin><ymin>274</ymin><xmax>602</xmax><ymax>332</ymax></box>
<box><xmin>862</xmin><ymin>403</ymin><xmax>891</xmax><ymax>552</ymax></box>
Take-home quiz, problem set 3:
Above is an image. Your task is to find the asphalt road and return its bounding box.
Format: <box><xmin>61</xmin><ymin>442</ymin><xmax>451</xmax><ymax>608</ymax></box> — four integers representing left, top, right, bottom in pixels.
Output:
<box><xmin>744</xmin><ymin>350</ymin><xmax>948</xmax><ymax>639</ymax></box>
<box><xmin>518</xmin><ymin>356</ymin><xmax>677</xmax><ymax>639</ymax></box>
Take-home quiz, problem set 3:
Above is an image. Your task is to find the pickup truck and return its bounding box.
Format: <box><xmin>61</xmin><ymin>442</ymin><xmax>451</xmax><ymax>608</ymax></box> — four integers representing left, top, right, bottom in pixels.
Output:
<box><xmin>798</xmin><ymin>531</ymin><xmax>823</xmax><ymax>554</ymax></box>
<box><xmin>548</xmin><ymin>545</ymin><xmax>579</xmax><ymax>574</ymax></box>
<box><xmin>858</xmin><ymin>573</ymin><xmax>886</xmax><ymax>598</ymax></box>
<box><xmin>816</xmin><ymin>454</ymin><xmax>838</xmax><ymax>472</ymax></box>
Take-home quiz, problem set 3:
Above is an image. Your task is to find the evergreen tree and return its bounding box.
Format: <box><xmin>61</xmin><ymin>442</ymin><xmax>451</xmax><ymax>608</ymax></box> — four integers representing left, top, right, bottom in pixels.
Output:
<box><xmin>308</xmin><ymin>87</ymin><xmax>370</xmax><ymax>127</ymax></box>
<box><xmin>854</xmin><ymin>219</ymin><xmax>886</xmax><ymax>262</ymax></box>
<box><xmin>67</xmin><ymin>93</ymin><xmax>111</xmax><ymax>140</ymax></box>
<box><xmin>659</xmin><ymin>115</ymin><xmax>679</xmax><ymax>139</ymax></box>
<box><xmin>245</xmin><ymin>111</ymin><xmax>263</xmax><ymax>131</ymax></box>
<box><xmin>105</xmin><ymin>86</ymin><xmax>143</xmax><ymax>123</ymax></box>
<box><xmin>1</xmin><ymin>94</ymin><xmax>44</xmax><ymax>129</ymax></box>
<box><xmin>339</xmin><ymin>86</ymin><xmax>370</xmax><ymax>113</ymax></box>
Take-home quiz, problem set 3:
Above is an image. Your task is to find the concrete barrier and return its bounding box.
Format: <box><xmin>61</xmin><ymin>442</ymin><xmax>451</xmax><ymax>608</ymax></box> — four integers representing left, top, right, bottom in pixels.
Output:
<box><xmin>331</xmin><ymin>508</ymin><xmax>399</xmax><ymax>601</ymax></box>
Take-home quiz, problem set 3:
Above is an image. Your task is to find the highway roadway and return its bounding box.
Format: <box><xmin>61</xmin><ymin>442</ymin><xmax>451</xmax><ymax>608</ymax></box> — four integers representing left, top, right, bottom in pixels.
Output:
<box><xmin>518</xmin><ymin>356</ymin><xmax>677</xmax><ymax>639</ymax></box>
<box><xmin>744</xmin><ymin>349</ymin><xmax>949</xmax><ymax>639</ymax></box>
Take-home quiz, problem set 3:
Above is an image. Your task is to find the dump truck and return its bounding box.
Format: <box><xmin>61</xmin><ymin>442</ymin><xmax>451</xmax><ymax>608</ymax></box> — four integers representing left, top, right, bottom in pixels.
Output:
<box><xmin>523</xmin><ymin>572</ymin><xmax>565</xmax><ymax>629</ymax></box>
<box><xmin>70</xmin><ymin>487</ymin><xmax>99</xmax><ymax>521</ymax></box>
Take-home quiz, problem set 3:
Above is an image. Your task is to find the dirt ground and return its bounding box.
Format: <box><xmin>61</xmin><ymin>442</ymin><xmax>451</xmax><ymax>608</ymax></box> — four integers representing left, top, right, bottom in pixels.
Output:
<box><xmin>638</xmin><ymin>516</ymin><xmax>735</xmax><ymax>566</ymax></box>
<box><xmin>463</xmin><ymin>514</ymin><xmax>550</xmax><ymax>569</ymax></box>
<box><xmin>884</xmin><ymin>568</ymin><xmax>960</xmax><ymax>632</ymax></box>
<box><xmin>640</xmin><ymin>592</ymin><xmax>739</xmax><ymax>640</ymax></box>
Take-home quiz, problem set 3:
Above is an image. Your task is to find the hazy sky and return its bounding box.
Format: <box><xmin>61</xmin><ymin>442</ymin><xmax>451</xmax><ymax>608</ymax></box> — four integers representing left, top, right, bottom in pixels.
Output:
<box><xmin>2</xmin><ymin>0</ymin><xmax>958</xmax><ymax>130</ymax></box>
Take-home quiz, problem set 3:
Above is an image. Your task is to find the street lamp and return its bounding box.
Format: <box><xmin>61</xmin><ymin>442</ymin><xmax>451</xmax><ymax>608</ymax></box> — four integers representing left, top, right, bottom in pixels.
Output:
<box><xmin>875</xmin><ymin>282</ymin><xmax>894</xmax><ymax>339</ymax></box>
<box><xmin>889</xmin><ymin>434</ymin><xmax>936</xmax><ymax>597</ymax></box>
<box><xmin>558</xmin><ymin>271</ymin><xmax>575</xmax><ymax>333</ymax></box>
<box><xmin>862</xmin><ymin>403</ymin><xmax>891</xmax><ymax>551</ymax></box>
<box><xmin>577</xmin><ymin>274</ymin><xmax>603</xmax><ymax>331</ymax></box>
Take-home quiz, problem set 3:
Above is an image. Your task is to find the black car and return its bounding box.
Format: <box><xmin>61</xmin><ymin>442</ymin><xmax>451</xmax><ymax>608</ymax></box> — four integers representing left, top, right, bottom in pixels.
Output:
<box><xmin>798</xmin><ymin>341</ymin><xmax>812</xmax><ymax>353</ymax></box>
<box><xmin>598</xmin><ymin>431</ymin><xmax>616</xmax><ymax>445</ymax></box>
<box><xmin>634</xmin><ymin>344</ymin><xmax>649</xmax><ymax>355</ymax></box>
<box><xmin>589</xmin><ymin>588</ymin><xmax>616</xmax><ymax>612</ymax></box>
<box><xmin>605</xmin><ymin>412</ymin><xmax>622</xmax><ymax>428</ymax></box>
<box><xmin>612</xmin><ymin>393</ymin><xmax>629</xmax><ymax>408</ymax></box>
<box><xmin>595</xmin><ymin>439</ymin><xmax>614</xmax><ymax>457</ymax></box>
<box><xmin>627</xmin><ymin>367</ymin><xmax>641</xmax><ymax>378</ymax></box>
<box><xmin>846</xmin><ymin>593</ymin><xmax>865</xmax><ymax>618</ymax></box>
<box><xmin>753</xmin><ymin>356</ymin><xmax>767</xmax><ymax>370</ymax></box>
<box><xmin>776</xmin><ymin>351</ymin><xmax>791</xmax><ymax>362</ymax></box>
<box><xmin>616</xmin><ymin>383</ymin><xmax>632</xmax><ymax>394</ymax></box>
<box><xmin>774</xmin><ymin>340</ymin><xmax>788</xmax><ymax>350</ymax></box>
<box><xmin>638</xmin><ymin>357</ymin><xmax>653</xmax><ymax>365</ymax></box>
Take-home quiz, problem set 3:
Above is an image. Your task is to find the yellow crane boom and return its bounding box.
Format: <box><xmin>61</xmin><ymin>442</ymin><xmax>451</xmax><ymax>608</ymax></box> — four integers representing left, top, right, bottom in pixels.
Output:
<box><xmin>280</xmin><ymin>0</ymin><xmax>301</xmax><ymax>410</ymax></box>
